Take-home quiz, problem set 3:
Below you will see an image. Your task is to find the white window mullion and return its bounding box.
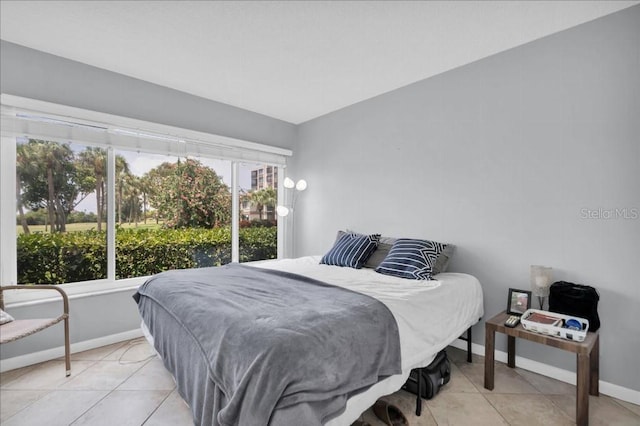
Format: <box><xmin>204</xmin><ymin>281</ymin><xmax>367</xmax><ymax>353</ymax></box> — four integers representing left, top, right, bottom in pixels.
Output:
<box><xmin>277</xmin><ymin>166</ymin><xmax>285</xmax><ymax>259</ymax></box>
<box><xmin>106</xmin><ymin>148</ymin><xmax>116</xmax><ymax>281</ymax></box>
<box><xmin>1</xmin><ymin>136</ymin><xmax>17</xmax><ymax>285</ymax></box>
<box><xmin>231</xmin><ymin>162</ymin><xmax>239</xmax><ymax>263</ymax></box>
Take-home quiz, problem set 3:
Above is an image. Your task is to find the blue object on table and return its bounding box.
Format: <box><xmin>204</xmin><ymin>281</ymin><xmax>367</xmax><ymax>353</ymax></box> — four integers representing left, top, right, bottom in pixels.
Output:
<box><xmin>566</xmin><ymin>319</ymin><xmax>582</xmax><ymax>330</ymax></box>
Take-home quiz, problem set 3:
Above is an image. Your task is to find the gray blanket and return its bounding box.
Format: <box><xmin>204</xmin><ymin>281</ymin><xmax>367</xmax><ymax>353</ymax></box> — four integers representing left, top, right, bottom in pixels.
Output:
<box><xmin>134</xmin><ymin>263</ymin><xmax>401</xmax><ymax>426</ymax></box>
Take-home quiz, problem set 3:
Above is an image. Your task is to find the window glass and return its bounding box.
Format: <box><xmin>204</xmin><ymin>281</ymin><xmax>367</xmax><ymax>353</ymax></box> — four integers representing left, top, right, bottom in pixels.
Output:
<box><xmin>5</xmin><ymin>104</ymin><xmax>287</xmax><ymax>288</ymax></box>
<box><xmin>15</xmin><ymin>138</ymin><xmax>238</xmax><ymax>284</ymax></box>
<box><xmin>16</xmin><ymin>138</ymin><xmax>107</xmax><ymax>284</ymax></box>
<box><xmin>238</xmin><ymin>163</ymin><xmax>278</xmax><ymax>262</ymax></box>
<box><xmin>115</xmin><ymin>151</ymin><xmax>233</xmax><ymax>278</ymax></box>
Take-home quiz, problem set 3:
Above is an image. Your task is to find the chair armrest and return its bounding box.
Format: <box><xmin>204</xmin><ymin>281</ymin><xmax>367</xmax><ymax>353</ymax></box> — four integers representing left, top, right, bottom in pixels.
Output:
<box><xmin>0</xmin><ymin>285</ymin><xmax>69</xmax><ymax>315</ymax></box>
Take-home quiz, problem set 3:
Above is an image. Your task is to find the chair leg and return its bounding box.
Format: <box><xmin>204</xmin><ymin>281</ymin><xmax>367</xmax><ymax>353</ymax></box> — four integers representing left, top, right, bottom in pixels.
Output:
<box><xmin>416</xmin><ymin>368</ymin><xmax>422</xmax><ymax>416</ymax></box>
<box><xmin>64</xmin><ymin>317</ymin><xmax>71</xmax><ymax>376</ymax></box>
<box><xmin>467</xmin><ymin>327</ymin><xmax>472</xmax><ymax>363</ymax></box>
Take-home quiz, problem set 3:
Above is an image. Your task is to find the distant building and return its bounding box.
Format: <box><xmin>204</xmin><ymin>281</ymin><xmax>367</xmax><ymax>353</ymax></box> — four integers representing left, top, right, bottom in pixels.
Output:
<box><xmin>251</xmin><ymin>165</ymin><xmax>278</xmax><ymax>191</ymax></box>
<box><xmin>241</xmin><ymin>165</ymin><xmax>278</xmax><ymax>221</ymax></box>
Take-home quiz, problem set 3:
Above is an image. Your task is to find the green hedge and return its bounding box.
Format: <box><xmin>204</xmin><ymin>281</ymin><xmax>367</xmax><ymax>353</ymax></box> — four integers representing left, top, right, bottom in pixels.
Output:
<box><xmin>17</xmin><ymin>227</ymin><xmax>277</xmax><ymax>284</ymax></box>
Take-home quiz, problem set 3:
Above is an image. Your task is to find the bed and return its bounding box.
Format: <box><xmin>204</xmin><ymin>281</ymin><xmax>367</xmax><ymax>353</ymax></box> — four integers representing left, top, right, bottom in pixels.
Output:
<box><xmin>135</xmin><ymin>255</ymin><xmax>483</xmax><ymax>425</ymax></box>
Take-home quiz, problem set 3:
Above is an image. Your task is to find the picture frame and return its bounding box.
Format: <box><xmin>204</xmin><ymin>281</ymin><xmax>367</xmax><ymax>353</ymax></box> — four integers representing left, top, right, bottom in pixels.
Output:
<box><xmin>507</xmin><ymin>288</ymin><xmax>532</xmax><ymax>315</ymax></box>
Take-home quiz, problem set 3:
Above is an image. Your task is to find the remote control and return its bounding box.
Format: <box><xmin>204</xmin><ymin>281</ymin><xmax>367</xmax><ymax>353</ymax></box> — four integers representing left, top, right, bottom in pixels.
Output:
<box><xmin>505</xmin><ymin>315</ymin><xmax>520</xmax><ymax>328</ymax></box>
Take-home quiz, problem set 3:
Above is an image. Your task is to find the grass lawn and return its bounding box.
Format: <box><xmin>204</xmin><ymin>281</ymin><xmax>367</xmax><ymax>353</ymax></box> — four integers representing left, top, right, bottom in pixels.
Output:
<box><xmin>17</xmin><ymin>221</ymin><xmax>164</xmax><ymax>234</ymax></box>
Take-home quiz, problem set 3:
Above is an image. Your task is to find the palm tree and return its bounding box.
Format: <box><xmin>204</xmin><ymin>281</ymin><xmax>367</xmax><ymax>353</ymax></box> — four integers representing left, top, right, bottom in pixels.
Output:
<box><xmin>16</xmin><ymin>143</ymin><xmax>37</xmax><ymax>234</ymax></box>
<box><xmin>115</xmin><ymin>155</ymin><xmax>131</xmax><ymax>225</ymax></box>
<box><xmin>29</xmin><ymin>140</ymin><xmax>75</xmax><ymax>232</ymax></box>
<box><xmin>239</xmin><ymin>189</ymin><xmax>251</xmax><ymax>221</ymax></box>
<box><xmin>122</xmin><ymin>174</ymin><xmax>142</xmax><ymax>226</ymax></box>
<box><xmin>249</xmin><ymin>187</ymin><xmax>277</xmax><ymax>220</ymax></box>
<box><xmin>77</xmin><ymin>147</ymin><xmax>107</xmax><ymax>231</ymax></box>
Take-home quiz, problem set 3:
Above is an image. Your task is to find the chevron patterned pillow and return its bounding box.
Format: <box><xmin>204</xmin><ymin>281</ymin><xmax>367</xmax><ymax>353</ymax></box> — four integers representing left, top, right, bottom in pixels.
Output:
<box><xmin>320</xmin><ymin>232</ymin><xmax>380</xmax><ymax>269</ymax></box>
<box><xmin>375</xmin><ymin>238</ymin><xmax>447</xmax><ymax>280</ymax></box>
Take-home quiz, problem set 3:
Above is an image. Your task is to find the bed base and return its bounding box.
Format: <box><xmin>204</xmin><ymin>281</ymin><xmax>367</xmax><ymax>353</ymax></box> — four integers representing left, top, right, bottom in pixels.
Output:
<box><xmin>414</xmin><ymin>325</ymin><xmax>473</xmax><ymax>416</ymax></box>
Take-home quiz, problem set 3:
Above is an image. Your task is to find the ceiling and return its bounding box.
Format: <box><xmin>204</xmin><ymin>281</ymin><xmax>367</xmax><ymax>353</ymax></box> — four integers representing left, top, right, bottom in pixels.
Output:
<box><xmin>1</xmin><ymin>1</ymin><xmax>637</xmax><ymax>124</ymax></box>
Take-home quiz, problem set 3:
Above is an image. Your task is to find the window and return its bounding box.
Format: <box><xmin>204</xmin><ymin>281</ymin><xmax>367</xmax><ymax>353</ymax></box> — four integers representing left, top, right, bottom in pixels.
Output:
<box><xmin>16</xmin><ymin>139</ymin><xmax>108</xmax><ymax>284</ymax></box>
<box><xmin>1</xmin><ymin>95</ymin><xmax>290</xmax><ymax>294</ymax></box>
<box><xmin>238</xmin><ymin>163</ymin><xmax>279</xmax><ymax>263</ymax></box>
<box><xmin>114</xmin><ymin>151</ymin><xmax>233</xmax><ymax>279</ymax></box>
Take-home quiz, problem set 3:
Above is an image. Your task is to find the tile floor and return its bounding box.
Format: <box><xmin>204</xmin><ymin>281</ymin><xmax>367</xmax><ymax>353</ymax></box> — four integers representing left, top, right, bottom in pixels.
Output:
<box><xmin>1</xmin><ymin>339</ymin><xmax>639</xmax><ymax>425</ymax></box>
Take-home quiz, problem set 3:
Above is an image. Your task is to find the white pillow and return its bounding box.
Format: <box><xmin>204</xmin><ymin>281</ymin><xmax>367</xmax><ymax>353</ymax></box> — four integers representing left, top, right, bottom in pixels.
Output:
<box><xmin>0</xmin><ymin>309</ymin><xmax>15</xmax><ymax>325</ymax></box>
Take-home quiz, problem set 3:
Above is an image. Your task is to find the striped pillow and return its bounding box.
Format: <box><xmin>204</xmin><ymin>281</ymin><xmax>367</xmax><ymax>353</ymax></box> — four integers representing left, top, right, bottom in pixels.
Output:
<box><xmin>375</xmin><ymin>238</ymin><xmax>447</xmax><ymax>280</ymax></box>
<box><xmin>320</xmin><ymin>233</ymin><xmax>380</xmax><ymax>269</ymax></box>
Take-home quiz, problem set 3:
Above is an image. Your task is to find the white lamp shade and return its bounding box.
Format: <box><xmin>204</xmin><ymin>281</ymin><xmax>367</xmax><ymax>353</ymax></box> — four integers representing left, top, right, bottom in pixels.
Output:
<box><xmin>276</xmin><ymin>205</ymin><xmax>290</xmax><ymax>216</ymax></box>
<box><xmin>283</xmin><ymin>177</ymin><xmax>295</xmax><ymax>189</ymax></box>
<box><xmin>295</xmin><ymin>179</ymin><xmax>307</xmax><ymax>191</ymax></box>
<box><xmin>530</xmin><ymin>265</ymin><xmax>553</xmax><ymax>297</ymax></box>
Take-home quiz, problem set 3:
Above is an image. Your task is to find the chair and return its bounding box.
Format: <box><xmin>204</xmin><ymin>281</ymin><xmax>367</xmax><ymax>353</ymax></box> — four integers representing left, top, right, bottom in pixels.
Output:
<box><xmin>0</xmin><ymin>285</ymin><xmax>71</xmax><ymax>376</ymax></box>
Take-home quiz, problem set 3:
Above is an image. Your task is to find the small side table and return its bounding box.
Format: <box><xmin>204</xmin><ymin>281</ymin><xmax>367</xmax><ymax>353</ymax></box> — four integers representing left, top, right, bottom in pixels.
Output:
<box><xmin>484</xmin><ymin>311</ymin><xmax>599</xmax><ymax>426</ymax></box>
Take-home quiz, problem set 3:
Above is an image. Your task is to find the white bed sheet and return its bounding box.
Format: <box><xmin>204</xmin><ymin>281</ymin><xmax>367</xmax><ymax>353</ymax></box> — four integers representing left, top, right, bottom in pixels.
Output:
<box><xmin>251</xmin><ymin>256</ymin><xmax>484</xmax><ymax>426</ymax></box>
<box><xmin>140</xmin><ymin>256</ymin><xmax>484</xmax><ymax>426</ymax></box>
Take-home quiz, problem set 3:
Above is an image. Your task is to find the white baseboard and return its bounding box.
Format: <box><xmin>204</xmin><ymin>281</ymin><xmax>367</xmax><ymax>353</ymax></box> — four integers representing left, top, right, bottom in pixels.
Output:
<box><xmin>0</xmin><ymin>328</ymin><xmax>144</xmax><ymax>373</ymax></box>
<box><xmin>2</xmin><ymin>331</ymin><xmax>638</xmax><ymax>406</ymax></box>
<box><xmin>451</xmin><ymin>338</ymin><xmax>640</xmax><ymax>406</ymax></box>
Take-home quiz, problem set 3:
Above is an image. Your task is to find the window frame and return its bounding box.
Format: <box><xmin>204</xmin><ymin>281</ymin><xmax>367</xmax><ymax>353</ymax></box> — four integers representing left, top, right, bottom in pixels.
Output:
<box><xmin>1</xmin><ymin>94</ymin><xmax>290</xmax><ymax>306</ymax></box>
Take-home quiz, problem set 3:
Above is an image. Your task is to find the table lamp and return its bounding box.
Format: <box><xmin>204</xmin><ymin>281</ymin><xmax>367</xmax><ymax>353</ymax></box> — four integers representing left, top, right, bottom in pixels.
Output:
<box><xmin>530</xmin><ymin>265</ymin><xmax>553</xmax><ymax>310</ymax></box>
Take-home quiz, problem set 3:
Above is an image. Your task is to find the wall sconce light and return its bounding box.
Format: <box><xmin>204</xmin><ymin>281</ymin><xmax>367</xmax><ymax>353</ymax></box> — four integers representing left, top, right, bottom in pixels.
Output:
<box><xmin>277</xmin><ymin>178</ymin><xmax>307</xmax><ymax>217</ymax></box>
<box><xmin>530</xmin><ymin>265</ymin><xmax>553</xmax><ymax>309</ymax></box>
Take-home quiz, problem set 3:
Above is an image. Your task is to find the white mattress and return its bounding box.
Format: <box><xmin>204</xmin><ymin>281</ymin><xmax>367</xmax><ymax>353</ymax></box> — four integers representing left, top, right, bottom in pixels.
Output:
<box><xmin>141</xmin><ymin>256</ymin><xmax>484</xmax><ymax>425</ymax></box>
<box><xmin>250</xmin><ymin>256</ymin><xmax>484</xmax><ymax>425</ymax></box>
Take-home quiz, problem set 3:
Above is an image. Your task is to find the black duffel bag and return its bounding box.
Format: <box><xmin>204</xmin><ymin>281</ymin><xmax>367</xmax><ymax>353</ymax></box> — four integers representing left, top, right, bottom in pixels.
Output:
<box><xmin>549</xmin><ymin>281</ymin><xmax>600</xmax><ymax>331</ymax></box>
<box><xmin>402</xmin><ymin>349</ymin><xmax>450</xmax><ymax>399</ymax></box>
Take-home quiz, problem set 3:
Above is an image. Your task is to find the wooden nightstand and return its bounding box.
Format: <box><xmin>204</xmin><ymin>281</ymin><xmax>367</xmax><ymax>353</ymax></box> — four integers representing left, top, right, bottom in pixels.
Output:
<box><xmin>484</xmin><ymin>311</ymin><xmax>599</xmax><ymax>426</ymax></box>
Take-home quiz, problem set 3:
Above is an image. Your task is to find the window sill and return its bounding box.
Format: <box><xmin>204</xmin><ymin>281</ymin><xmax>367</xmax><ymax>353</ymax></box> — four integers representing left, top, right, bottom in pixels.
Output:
<box><xmin>3</xmin><ymin>277</ymin><xmax>149</xmax><ymax>308</ymax></box>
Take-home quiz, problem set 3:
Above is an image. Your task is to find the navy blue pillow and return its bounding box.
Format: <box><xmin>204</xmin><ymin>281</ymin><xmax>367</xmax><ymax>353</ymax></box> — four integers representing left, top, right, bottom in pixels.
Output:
<box><xmin>320</xmin><ymin>233</ymin><xmax>380</xmax><ymax>269</ymax></box>
<box><xmin>375</xmin><ymin>238</ymin><xmax>447</xmax><ymax>280</ymax></box>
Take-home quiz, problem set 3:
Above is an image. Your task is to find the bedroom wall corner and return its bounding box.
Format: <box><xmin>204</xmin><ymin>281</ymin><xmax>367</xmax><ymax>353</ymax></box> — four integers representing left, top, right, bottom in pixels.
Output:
<box><xmin>291</xmin><ymin>5</ymin><xmax>640</xmax><ymax>393</ymax></box>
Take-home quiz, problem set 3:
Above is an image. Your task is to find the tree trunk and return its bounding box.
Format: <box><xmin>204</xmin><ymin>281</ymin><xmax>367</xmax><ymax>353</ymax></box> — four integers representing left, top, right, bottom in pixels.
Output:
<box><xmin>95</xmin><ymin>175</ymin><xmax>103</xmax><ymax>232</ymax></box>
<box><xmin>18</xmin><ymin>203</ymin><xmax>30</xmax><ymax>234</ymax></box>
<box><xmin>143</xmin><ymin>192</ymin><xmax>147</xmax><ymax>224</ymax></box>
<box><xmin>47</xmin><ymin>166</ymin><xmax>56</xmax><ymax>233</ymax></box>
<box><xmin>55</xmin><ymin>197</ymin><xmax>67</xmax><ymax>232</ymax></box>
<box><xmin>118</xmin><ymin>183</ymin><xmax>123</xmax><ymax>225</ymax></box>
<box><xmin>101</xmin><ymin>180</ymin><xmax>106</xmax><ymax>229</ymax></box>
<box><xmin>16</xmin><ymin>177</ymin><xmax>30</xmax><ymax>235</ymax></box>
<box><xmin>134</xmin><ymin>198</ymin><xmax>139</xmax><ymax>227</ymax></box>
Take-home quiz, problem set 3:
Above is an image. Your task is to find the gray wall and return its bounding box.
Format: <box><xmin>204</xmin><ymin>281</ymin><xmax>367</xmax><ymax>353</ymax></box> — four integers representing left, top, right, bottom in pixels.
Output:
<box><xmin>0</xmin><ymin>41</ymin><xmax>296</xmax><ymax>360</ymax></box>
<box><xmin>0</xmin><ymin>40</ymin><xmax>297</xmax><ymax>149</ymax></box>
<box><xmin>292</xmin><ymin>6</ymin><xmax>640</xmax><ymax>391</ymax></box>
